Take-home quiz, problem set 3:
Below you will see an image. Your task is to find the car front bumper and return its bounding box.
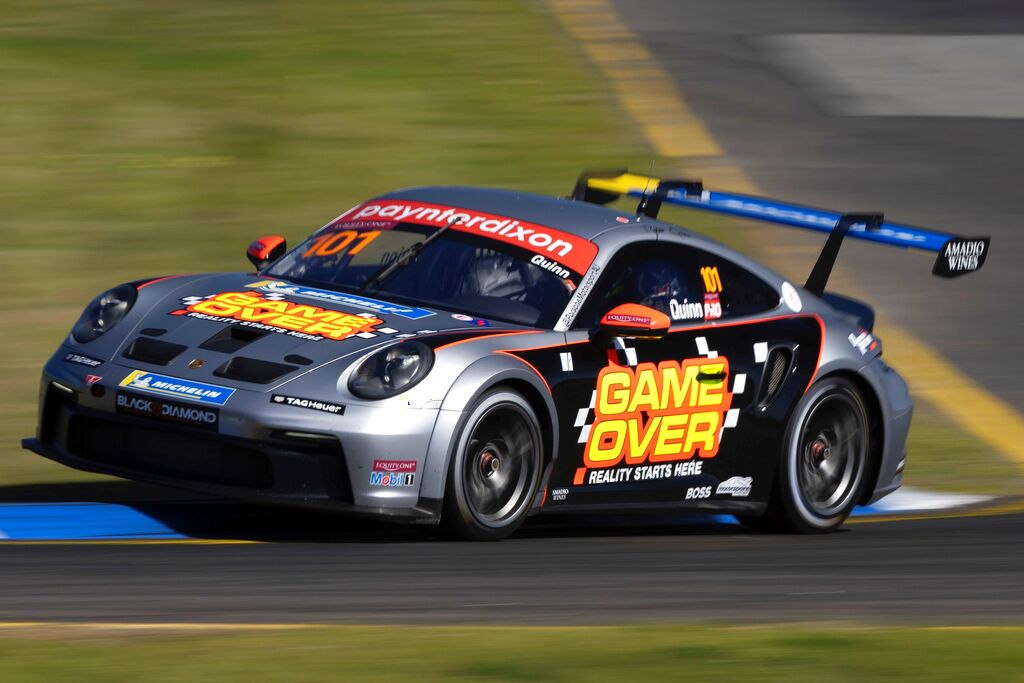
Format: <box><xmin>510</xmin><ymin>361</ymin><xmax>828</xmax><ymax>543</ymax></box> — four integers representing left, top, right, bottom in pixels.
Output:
<box><xmin>24</xmin><ymin>357</ymin><xmax>446</xmax><ymax>522</ymax></box>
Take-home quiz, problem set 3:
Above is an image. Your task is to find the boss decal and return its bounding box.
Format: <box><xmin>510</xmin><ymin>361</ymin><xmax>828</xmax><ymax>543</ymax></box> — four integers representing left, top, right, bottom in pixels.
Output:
<box><xmin>172</xmin><ymin>291</ymin><xmax>384</xmax><ymax>342</ymax></box>
<box><xmin>577</xmin><ymin>357</ymin><xmax>734</xmax><ymax>485</ymax></box>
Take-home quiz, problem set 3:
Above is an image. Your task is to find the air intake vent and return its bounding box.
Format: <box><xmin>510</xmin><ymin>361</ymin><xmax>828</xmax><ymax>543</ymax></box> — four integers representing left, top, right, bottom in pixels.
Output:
<box><xmin>213</xmin><ymin>357</ymin><xmax>297</xmax><ymax>384</ymax></box>
<box><xmin>199</xmin><ymin>325</ymin><xmax>268</xmax><ymax>353</ymax></box>
<box><xmin>122</xmin><ymin>337</ymin><xmax>187</xmax><ymax>366</ymax></box>
<box><xmin>758</xmin><ymin>347</ymin><xmax>793</xmax><ymax>408</ymax></box>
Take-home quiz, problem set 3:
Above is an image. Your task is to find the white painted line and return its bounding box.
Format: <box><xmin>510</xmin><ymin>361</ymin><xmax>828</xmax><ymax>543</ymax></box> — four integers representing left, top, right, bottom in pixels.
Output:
<box><xmin>696</xmin><ymin>336</ymin><xmax>710</xmax><ymax>355</ymax></box>
<box><xmin>624</xmin><ymin>348</ymin><xmax>638</xmax><ymax>366</ymax></box>
<box><xmin>577</xmin><ymin>424</ymin><xmax>591</xmax><ymax>443</ymax></box>
<box><xmin>733</xmin><ymin>374</ymin><xmax>746</xmax><ymax>394</ymax></box>
<box><xmin>753</xmin><ymin>342</ymin><xmax>768</xmax><ymax>363</ymax></box>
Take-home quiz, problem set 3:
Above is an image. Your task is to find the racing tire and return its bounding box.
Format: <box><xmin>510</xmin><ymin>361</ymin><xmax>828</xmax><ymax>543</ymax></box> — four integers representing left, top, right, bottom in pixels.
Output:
<box><xmin>439</xmin><ymin>388</ymin><xmax>543</xmax><ymax>541</ymax></box>
<box><xmin>739</xmin><ymin>376</ymin><xmax>870</xmax><ymax>534</ymax></box>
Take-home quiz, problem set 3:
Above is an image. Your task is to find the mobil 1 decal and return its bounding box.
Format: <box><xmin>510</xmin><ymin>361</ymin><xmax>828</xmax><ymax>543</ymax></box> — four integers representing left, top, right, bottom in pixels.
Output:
<box><xmin>508</xmin><ymin>315</ymin><xmax>823</xmax><ymax>508</ymax></box>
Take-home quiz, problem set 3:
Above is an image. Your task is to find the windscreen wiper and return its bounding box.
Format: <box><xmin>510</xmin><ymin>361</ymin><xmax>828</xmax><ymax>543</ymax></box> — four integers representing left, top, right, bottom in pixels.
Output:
<box><xmin>357</xmin><ymin>218</ymin><xmax>462</xmax><ymax>294</ymax></box>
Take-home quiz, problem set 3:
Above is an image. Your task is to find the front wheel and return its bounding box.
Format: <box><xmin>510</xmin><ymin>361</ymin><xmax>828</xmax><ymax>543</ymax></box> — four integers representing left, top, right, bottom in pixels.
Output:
<box><xmin>439</xmin><ymin>388</ymin><xmax>543</xmax><ymax>541</ymax></box>
<box><xmin>740</xmin><ymin>376</ymin><xmax>870</xmax><ymax>533</ymax></box>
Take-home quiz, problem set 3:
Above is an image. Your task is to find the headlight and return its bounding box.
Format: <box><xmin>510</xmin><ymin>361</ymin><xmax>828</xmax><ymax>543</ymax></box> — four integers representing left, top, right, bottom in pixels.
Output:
<box><xmin>71</xmin><ymin>284</ymin><xmax>137</xmax><ymax>343</ymax></box>
<box><xmin>348</xmin><ymin>341</ymin><xmax>434</xmax><ymax>400</ymax></box>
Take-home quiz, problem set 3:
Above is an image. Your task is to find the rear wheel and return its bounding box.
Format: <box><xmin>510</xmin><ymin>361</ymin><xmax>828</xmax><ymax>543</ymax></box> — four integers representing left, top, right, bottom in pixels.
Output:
<box><xmin>440</xmin><ymin>388</ymin><xmax>543</xmax><ymax>541</ymax></box>
<box><xmin>740</xmin><ymin>376</ymin><xmax>870</xmax><ymax>533</ymax></box>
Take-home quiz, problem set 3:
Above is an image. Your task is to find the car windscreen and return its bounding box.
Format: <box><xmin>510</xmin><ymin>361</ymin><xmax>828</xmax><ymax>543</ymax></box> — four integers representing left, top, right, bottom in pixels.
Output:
<box><xmin>267</xmin><ymin>223</ymin><xmax>582</xmax><ymax>328</ymax></box>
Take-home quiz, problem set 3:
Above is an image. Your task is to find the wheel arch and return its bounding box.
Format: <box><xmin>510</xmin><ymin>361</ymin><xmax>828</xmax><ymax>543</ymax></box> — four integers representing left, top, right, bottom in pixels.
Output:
<box><xmin>418</xmin><ymin>355</ymin><xmax>558</xmax><ymax>511</ymax></box>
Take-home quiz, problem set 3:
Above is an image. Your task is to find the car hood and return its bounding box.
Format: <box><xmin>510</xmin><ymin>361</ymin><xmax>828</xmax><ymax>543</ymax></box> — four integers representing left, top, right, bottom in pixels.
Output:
<box><xmin>111</xmin><ymin>272</ymin><xmax>519</xmax><ymax>391</ymax></box>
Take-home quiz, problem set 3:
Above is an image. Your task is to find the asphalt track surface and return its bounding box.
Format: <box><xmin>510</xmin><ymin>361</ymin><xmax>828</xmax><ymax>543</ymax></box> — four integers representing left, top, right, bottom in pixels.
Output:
<box><xmin>0</xmin><ymin>486</ymin><xmax>1021</xmax><ymax>624</ymax></box>
<box><xmin>614</xmin><ymin>0</ymin><xmax>1024</xmax><ymax>408</ymax></box>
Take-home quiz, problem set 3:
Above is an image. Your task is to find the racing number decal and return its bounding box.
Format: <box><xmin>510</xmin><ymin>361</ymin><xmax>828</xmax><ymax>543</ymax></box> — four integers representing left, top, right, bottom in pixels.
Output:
<box><xmin>700</xmin><ymin>266</ymin><xmax>723</xmax><ymax>293</ymax></box>
<box><xmin>304</xmin><ymin>230</ymin><xmax>382</xmax><ymax>258</ymax></box>
<box><xmin>700</xmin><ymin>266</ymin><xmax>723</xmax><ymax>320</ymax></box>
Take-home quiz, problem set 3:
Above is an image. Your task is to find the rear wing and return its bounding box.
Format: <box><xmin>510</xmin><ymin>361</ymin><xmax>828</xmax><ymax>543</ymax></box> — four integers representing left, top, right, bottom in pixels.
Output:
<box><xmin>572</xmin><ymin>171</ymin><xmax>990</xmax><ymax>295</ymax></box>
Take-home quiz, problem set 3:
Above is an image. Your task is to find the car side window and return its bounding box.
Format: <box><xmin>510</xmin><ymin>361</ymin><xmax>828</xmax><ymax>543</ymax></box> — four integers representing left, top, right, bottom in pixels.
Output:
<box><xmin>572</xmin><ymin>241</ymin><xmax>779</xmax><ymax>329</ymax></box>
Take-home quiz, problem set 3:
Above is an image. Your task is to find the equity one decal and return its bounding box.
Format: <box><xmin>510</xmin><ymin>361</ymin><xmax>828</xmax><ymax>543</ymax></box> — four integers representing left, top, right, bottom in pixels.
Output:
<box><xmin>172</xmin><ymin>291</ymin><xmax>383</xmax><ymax>341</ymax></box>
<box><xmin>583</xmin><ymin>357</ymin><xmax>733</xmax><ymax>472</ymax></box>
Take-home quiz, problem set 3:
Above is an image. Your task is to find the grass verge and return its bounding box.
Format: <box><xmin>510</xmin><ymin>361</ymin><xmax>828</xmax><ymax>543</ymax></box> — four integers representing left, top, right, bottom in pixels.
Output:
<box><xmin>1</xmin><ymin>625</ymin><xmax>1023</xmax><ymax>682</ymax></box>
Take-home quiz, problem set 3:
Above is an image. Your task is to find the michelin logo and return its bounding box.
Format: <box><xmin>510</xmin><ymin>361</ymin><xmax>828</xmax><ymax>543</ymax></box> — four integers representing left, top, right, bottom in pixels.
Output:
<box><xmin>119</xmin><ymin>370</ymin><xmax>235</xmax><ymax>406</ymax></box>
<box><xmin>716</xmin><ymin>476</ymin><xmax>753</xmax><ymax>498</ymax></box>
<box><xmin>247</xmin><ymin>280</ymin><xmax>435</xmax><ymax>320</ymax></box>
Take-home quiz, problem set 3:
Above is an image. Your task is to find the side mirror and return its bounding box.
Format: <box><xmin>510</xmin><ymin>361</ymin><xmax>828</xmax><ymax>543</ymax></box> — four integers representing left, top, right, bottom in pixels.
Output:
<box><xmin>246</xmin><ymin>235</ymin><xmax>287</xmax><ymax>270</ymax></box>
<box><xmin>591</xmin><ymin>303</ymin><xmax>670</xmax><ymax>348</ymax></box>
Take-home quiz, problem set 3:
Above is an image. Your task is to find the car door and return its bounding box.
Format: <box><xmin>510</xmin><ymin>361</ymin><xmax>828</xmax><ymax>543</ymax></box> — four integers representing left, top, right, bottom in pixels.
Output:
<box><xmin>524</xmin><ymin>238</ymin><xmax>823</xmax><ymax>512</ymax></box>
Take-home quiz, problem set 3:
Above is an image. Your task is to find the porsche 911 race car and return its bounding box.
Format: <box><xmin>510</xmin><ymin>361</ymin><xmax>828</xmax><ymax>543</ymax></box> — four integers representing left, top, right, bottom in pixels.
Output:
<box><xmin>23</xmin><ymin>171</ymin><xmax>989</xmax><ymax>539</ymax></box>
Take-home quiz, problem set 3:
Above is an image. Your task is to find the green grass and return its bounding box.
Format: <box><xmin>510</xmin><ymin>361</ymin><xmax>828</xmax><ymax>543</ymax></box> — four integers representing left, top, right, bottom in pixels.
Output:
<box><xmin>0</xmin><ymin>0</ymin><xmax>647</xmax><ymax>485</ymax></box>
<box><xmin>1</xmin><ymin>0</ymin><xmax>1019</xmax><ymax>496</ymax></box>
<box><xmin>1</xmin><ymin>625</ymin><xmax>1022</xmax><ymax>682</ymax></box>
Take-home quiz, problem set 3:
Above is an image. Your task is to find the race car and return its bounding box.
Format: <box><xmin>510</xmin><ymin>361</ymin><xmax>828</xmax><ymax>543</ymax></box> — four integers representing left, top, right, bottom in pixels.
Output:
<box><xmin>23</xmin><ymin>171</ymin><xmax>989</xmax><ymax>540</ymax></box>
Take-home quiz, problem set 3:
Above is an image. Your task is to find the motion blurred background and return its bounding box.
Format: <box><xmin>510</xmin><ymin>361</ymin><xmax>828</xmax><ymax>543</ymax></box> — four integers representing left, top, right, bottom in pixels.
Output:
<box><xmin>1</xmin><ymin>0</ymin><xmax>1022</xmax><ymax>679</ymax></box>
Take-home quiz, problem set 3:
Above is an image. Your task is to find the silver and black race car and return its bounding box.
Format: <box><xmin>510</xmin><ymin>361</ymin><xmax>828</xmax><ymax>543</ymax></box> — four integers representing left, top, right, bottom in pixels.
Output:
<box><xmin>23</xmin><ymin>171</ymin><xmax>989</xmax><ymax>539</ymax></box>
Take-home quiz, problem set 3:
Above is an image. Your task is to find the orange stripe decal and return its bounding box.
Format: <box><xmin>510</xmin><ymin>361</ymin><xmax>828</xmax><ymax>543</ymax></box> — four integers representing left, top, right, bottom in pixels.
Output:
<box><xmin>496</xmin><ymin>350</ymin><xmax>552</xmax><ymax>396</ymax></box>
<box><xmin>136</xmin><ymin>275</ymin><xmax>181</xmax><ymax>290</ymax></box>
<box><xmin>433</xmin><ymin>330</ymin><xmax>541</xmax><ymax>353</ymax></box>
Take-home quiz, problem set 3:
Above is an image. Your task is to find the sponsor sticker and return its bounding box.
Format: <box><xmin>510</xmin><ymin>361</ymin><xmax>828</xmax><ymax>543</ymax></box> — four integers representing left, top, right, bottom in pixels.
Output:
<box><xmin>271</xmin><ymin>394</ymin><xmax>345</xmax><ymax>415</ymax></box>
<box><xmin>340</xmin><ymin>200</ymin><xmax>598</xmax><ymax>274</ymax></box>
<box><xmin>781</xmin><ymin>281</ymin><xmax>802</xmax><ymax>312</ymax></box>
<box><xmin>246</xmin><ymin>280</ymin><xmax>435</xmax><ymax>320</ymax></box>
<box><xmin>606</xmin><ymin>313</ymin><xmax>651</xmax><ymax>326</ymax></box>
<box><xmin>578</xmin><ymin>357</ymin><xmax>733</xmax><ymax>486</ymax></box>
<box><xmin>372</xmin><ymin>460</ymin><xmax>417</xmax><ymax>473</ymax></box>
<box><xmin>369</xmin><ymin>460</ymin><xmax>418</xmax><ymax>487</ymax></box>
<box><xmin>530</xmin><ymin>253</ymin><xmax>572</xmax><ymax>280</ymax></box>
<box><xmin>64</xmin><ymin>352</ymin><xmax>103</xmax><ymax>368</ymax></box>
<box><xmin>450</xmin><ymin>313</ymin><xmax>491</xmax><ymax>327</ymax></box>
<box><xmin>703</xmin><ymin>292</ymin><xmax>722</xmax><ymax>321</ymax></box>
<box><xmin>847</xmin><ymin>329</ymin><xmax>878</xmax><ymax>356</ymax></box>
<box><xmin>669</xmin><ymin>298</ymin><xmax>703</xmax><ymax>321</ymax></box>
<box><xmin>933</xmin><ymin>237</ymin><xmax>990</xmax><ymax>278</ymax></box>
<box><xmin>716</xmin><ymin>476</ymin><xmax>753</xmax><ymax>497</ymax></box>
<box><xmin>116</xmin><ymin>390</ymin><xmax>219</xmax><ymax>431</ymax></box>
<box><xmin>686</xmin><ymin>486</ymin><xmax>712</xmax><ymax>500</ymax></box>
<box><xmin>172</xmin><ymin>291</ymin><xmax>384</xmax><ymax>342</ymax></box>
<box><xmin>119</xmin><ymin>370</ymin><xmax>235</xmax><ymax>406</ymax></box>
